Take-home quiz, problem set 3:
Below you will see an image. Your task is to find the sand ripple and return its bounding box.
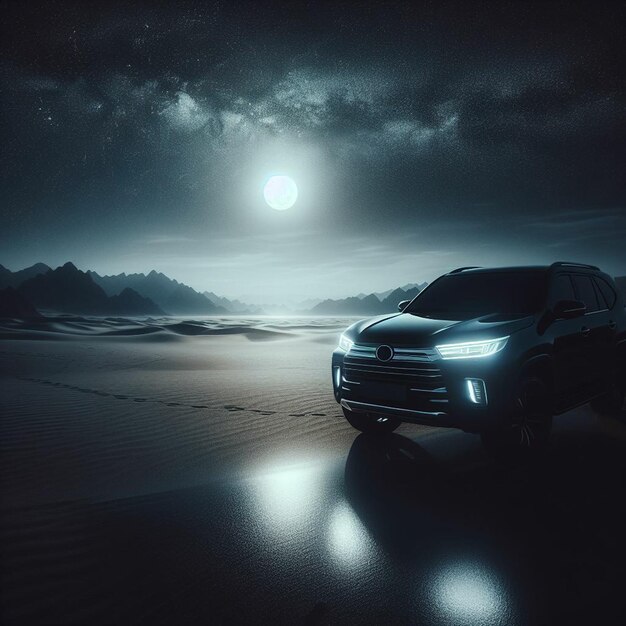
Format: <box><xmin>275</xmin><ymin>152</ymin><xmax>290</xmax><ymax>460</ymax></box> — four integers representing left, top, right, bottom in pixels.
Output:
<box><xmin>0</xmin><ymin>315</ymin><xmax>356</xmax><ymax>342</ymax></box>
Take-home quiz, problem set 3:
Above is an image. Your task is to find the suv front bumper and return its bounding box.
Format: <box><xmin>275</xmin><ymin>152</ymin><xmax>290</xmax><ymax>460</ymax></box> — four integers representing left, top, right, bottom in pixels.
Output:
<box><xmin>332</xmin><ymin>348</ymin><xmax>515</xmax><ymax>433</ymax></box>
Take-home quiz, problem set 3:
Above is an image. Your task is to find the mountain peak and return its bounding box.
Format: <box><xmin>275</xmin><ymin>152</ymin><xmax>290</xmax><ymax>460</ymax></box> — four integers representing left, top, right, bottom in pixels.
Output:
<box><xmin>109</xmin><ymin>288</ymin><xmax>164</xmax><ymax>315</ymax></box>
<box><xmin>89</xmin><ymin>267</ymin><xmax>223</xmax><ymax>314</ymax></box>
<box><xmin>309</xmin><ymin>283</ymin><xmax>426</xmax><ymax>315</ymax></box>
<box><xmin>0</xmin><ymin>263</ymin><xmax>53</xmax><ymax>289</ymax></box>
<box><xmin>61</xmin><ymin>261</ymin><xmax>78</xmax><ymax>271</ymax></box>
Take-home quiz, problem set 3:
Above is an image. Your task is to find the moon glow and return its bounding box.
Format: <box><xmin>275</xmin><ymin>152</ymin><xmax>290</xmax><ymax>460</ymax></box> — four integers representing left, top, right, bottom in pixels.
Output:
<box><xmin>263</xmin><ymin>175</ymin><xmax>298</xmax><ymax>211</ymax></box>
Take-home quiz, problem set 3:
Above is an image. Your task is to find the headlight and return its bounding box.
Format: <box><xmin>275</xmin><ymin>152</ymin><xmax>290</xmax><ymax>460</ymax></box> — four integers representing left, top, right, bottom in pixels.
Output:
<box><xmin>435</xmin><ymin>336</ymin><xmax>509</xmax><ymax>360</ymax></box>
<box><xmin>338</xmin><ymin>334</ymin><xmax>354</xmax><ymax>352</ymax></box>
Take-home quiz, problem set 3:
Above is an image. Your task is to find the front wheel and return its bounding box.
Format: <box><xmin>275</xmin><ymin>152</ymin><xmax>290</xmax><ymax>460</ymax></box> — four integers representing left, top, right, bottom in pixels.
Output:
<box><xmin>481</xmin><ymin>377</ymin><xmax>552</xmax><ymax>460</ymax></box>
<box><xmin>342</xmin><ymin>407</ymin><xmax>400</xmax><ymax>434</ymax></box>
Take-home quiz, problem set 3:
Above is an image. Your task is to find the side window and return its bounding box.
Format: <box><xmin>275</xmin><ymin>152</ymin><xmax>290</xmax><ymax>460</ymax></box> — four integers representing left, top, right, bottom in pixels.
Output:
<box><xmin>572</xmin><ymin>275</ymin><xmax>600</xmax><ymax>313</ymax></box>
<box><xmin>593</xmin><ymin>277</ymin><xmax>616</xmax><ymax>310</ymax></box>
<box><xmin>551</xmin><ymin>274</ymin><xmax>575</xmax><ymax>305</ymax></box>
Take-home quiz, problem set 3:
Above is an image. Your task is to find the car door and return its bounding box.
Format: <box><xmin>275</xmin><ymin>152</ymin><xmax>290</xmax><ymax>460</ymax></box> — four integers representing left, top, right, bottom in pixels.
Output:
<box><xmin>571</xmin><ymin>273</ymin><xmax>609</xmax><ymax>397</ymax></box>
<box><xmin>550</xmin><ymin>273</ymin><xmax>588</xmax><ymax>408</ymax></box>
<box><xmin>592</xmin><ymin>276</ymin><xmax>619</xmax><ymax>381</ymax></box>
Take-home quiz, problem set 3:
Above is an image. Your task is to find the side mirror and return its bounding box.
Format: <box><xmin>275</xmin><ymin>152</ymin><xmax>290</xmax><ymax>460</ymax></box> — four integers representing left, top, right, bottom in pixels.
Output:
<box><xmin>398</xmin><ymin>300</ymin><xmax>410</xmax><ymax>312</ymax></box>
<box><xmin>553</xmin><ymin>299</ymin><xmax>586</xmax><ymax>320</ymax></box>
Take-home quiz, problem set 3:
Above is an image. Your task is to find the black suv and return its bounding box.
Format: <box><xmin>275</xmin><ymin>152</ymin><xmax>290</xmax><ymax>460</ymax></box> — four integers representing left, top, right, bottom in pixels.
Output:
<box><xmin>332</xmin><ymin>263</ymin><xmax>626</xmax><ymax>452</ymax></box>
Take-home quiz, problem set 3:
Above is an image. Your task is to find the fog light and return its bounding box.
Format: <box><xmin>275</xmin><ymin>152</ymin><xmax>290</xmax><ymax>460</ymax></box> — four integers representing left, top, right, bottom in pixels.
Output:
<box><xmin>465</xmin><ymin>378</ymin><xmax>487</xmax><ymax>405</ymax></box>
<box><xmin>334</xmin><ymin>366</ymin><xmax>341</xmax><ymax>390</ymax></box>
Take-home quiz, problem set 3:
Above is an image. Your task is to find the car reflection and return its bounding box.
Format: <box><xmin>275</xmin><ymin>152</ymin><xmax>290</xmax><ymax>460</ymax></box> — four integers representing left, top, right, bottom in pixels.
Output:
<box><xmin>344</xmin><ymin>433</ymin><xmax>520</xmax><ymax>624</ymax></box>
<box><xmin>343</xmin><ymin>427</ymin><xmax>626</xmax><ymax>625</ymax></box>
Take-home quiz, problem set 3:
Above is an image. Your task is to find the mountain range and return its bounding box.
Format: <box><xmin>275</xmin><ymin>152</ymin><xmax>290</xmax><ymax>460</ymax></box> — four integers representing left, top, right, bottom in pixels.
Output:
<box><xmin>203</xmin><ymin>292</ymin><xmax>264</xmax><ymax>314</ymax></box>
<box><xmin>355</xmin><ymin>283</ymin><xmax>427</xmax><ymax>301</ymax></box>
<box><xmin>88</xmin><ymin>270</ymin><xmax>226</xmax><ymax>315</ymax></box>
<box><xmin>0</xmin><ymin>263</ymin><xmax>271</xmax><ymax>316</ymax></box>
<box><xmin>2</xmin><ymin>261</ymin><xmax>624</xmax><ymax>319</ymax></box>
<box><xmin>14</xmin><ymin>263</ymin><xmax>164</xmax><ymax>316</ymax></box>
<box><xmin>0</xmin><ymin>263</ymin><xmax>51</xmax><ymax>289</ymax></box>
<box><xmin>309</xmin><ymin>285</ymin><xmax>426</xmax><ymax>315</ymax></box>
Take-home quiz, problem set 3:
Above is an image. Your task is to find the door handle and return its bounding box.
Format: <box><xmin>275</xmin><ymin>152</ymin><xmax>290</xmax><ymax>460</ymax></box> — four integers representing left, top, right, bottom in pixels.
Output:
<box><xmin>608</xmin><ymin>320</ymin><xmax>616</xmax><ymax>330</ymax></box>
<box><xmin>581</xmin><ymin>326</ymin><xmax>591</xmax><ymax>337</ymax></box>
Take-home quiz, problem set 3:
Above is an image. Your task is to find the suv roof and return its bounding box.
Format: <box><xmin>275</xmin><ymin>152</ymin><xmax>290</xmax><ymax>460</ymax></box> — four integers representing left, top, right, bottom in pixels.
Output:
<box><xmin>446</xmin><ymin>262</ymin><xmax>600</xmax><ymax>275</ymax></box>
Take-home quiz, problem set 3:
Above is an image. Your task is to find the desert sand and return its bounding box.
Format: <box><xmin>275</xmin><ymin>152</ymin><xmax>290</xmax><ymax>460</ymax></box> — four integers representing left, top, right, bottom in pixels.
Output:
<box><xmin>1</xmin><ymin>316</ymin><xmax>626</xmax><ymax>625</ymax></box>
<box><xmin>0</xmin><ymin>317</ymin><xmax>377</xmax><ymax>505</ymax></box>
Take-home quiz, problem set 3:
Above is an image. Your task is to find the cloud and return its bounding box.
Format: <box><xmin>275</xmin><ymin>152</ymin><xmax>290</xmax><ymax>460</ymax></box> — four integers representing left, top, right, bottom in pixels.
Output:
<box><xmin>160</xmin><ymin>91</ymin><xmax>214</xmax><ymax>132</ymax></box>
<box><xmin>19</xmin><ymin>75</ymin><xmax>62</xmax><ymax>92</ymax></box>
<box><xmin>525</xmin><ymin>209</ymin><xmax>626</xmax><ymax>247</ymax></box>
<box><xmin>144</xmin><ymin>235</ymin><xmax>197</xmax><ymax>245</ymax></box>
<box><xmin>2</xmin><ymin>0</ymin><xmax>625</xmax><ymax>297</ymax></box>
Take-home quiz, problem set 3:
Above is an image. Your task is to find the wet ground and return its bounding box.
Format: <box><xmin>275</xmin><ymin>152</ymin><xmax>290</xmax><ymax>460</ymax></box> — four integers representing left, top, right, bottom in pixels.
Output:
<box><xmin>4</xmin><ymin>413</ymin><xmax>626</xmax><ymax>625</ymax></box>
<box><xmin>1</xmin><ymin>332</ymin><xmax>626</xmax><ymax>624</ymax></box>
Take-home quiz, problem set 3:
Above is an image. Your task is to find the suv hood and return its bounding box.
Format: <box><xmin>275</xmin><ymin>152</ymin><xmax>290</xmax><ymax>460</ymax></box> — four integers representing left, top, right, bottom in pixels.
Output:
<box><xmin>349</xmin><ymin>312</ymin><xmax>534</xmax><ymax>347</ymax></box>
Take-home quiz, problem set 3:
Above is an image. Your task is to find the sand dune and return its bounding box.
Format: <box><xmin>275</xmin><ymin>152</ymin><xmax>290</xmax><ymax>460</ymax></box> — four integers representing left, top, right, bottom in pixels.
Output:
<box><xmin>0</xmin><ymin>315</ymin><xmax>354</xmax><ymax>343</ymax></box>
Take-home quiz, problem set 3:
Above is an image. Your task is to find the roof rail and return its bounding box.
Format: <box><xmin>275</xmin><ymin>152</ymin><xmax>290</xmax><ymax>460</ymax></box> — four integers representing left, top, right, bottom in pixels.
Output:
<box><xmin>550</xmin><ymin>261</ymin><xmax>599</xmax><ymax>271</ymax></box>
<box><xmin>448</xmin><ymin>266</ymin><xmax>482</xmax><ymax>274</ymax></box>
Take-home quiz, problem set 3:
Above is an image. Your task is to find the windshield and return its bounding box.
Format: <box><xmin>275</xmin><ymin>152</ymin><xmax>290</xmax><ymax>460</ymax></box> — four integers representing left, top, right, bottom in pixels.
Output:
<box><xmin>405</xmin><ymin>271</ymin><xmax>548</xmax><ymax>320</ymax></box>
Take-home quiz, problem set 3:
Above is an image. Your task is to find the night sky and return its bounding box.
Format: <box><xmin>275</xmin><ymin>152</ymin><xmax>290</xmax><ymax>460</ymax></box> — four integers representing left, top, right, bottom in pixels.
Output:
<box><xmin>1</xmin><ymin>0</ymin><xmax>625</xmax><ymax>303</ymax></box>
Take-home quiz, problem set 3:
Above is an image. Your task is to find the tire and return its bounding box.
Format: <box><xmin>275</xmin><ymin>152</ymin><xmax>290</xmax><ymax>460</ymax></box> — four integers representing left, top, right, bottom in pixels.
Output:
<box><xmin>342</xmin><ymin>407</ymin><xmax>400</xmax><ymax>434</ymax></box>
<box><xmin>481</xmin><ymin>377</ymin><xmax>552</xmax><ymax>460</ymax></box>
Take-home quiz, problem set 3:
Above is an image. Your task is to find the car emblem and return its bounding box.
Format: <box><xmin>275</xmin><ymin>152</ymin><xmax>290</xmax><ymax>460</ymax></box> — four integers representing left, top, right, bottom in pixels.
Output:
<box><xmin>376</xmin><ymin>344</ymin><xmax>394</xmax><ymax>362</ymax></box>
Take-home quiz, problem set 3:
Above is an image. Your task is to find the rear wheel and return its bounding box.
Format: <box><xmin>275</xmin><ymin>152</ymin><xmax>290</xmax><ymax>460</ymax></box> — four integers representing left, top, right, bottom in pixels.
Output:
<box><xmin>342</xmin><ymin>407</ymin><xmax>400</xmax><ymax>434</ymax></box>
<box><xmin>481</xmin><ymin>377</ymin><xmax>552</xmax><ymax>460</ymax></box>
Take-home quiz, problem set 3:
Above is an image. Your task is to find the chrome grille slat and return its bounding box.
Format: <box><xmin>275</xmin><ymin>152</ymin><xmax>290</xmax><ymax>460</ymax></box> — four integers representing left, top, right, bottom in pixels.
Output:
<box><xmin>344</xmin><ymin>357</ymin><xmax>440</xmax><ymax>371</ymax></box>
<box><xmin>392</xmin><ymin>348</ymin><xmax>435</xmax><ymax>362</ymax></box>
<box><xmin>345</xmin><ymin>367</ymin><xmax>442</xmax><ymax>379</ymax></box>
<box><xmin>348</xmin><ymin>345</ymin><xmax>377</xmax><ymax>358</ymax></box>
<box><xmin>348</xmin><ymin>343</ymin><xmax>436</xmax><ymax>362</ymax></box>
<box><xmin>345</xmin><ymin>365</ymin><xmax>440</xmax><ymax>375</ymax></box>
<box><xmin>344</xmin><ymin>362</ymin><xmax>441</xmax><ymax>376</ymax></box>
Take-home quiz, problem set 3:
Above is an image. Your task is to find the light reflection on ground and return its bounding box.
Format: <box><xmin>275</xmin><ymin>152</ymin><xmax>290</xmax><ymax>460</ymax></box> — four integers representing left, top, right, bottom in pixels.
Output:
<box><xmin>251</xmin><ymin>462</ymin><xmax>322</xmax><ymax>537</ymax></box>
<box><xmin>430</xmin><ymin>561</ymin><xmax>510</xmax><ymax>626</ymax></box>
<box><xmin>327</xmin><ymin>500</ymin><xmax>378</xmax><ymax>570</ymax></box>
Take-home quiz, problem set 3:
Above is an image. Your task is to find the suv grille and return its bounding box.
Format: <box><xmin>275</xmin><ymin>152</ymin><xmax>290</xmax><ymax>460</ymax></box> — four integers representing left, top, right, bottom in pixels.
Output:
<box><xmin>342</xmin><ymin>343</ymin><xmax>447</xmax><ymax>412</ymax></box>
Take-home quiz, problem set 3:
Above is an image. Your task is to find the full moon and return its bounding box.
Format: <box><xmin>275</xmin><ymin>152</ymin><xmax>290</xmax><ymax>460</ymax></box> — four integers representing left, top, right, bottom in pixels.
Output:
<box><xmin>263</xmin><ymin>175</ymin><xmax>298</xmax><ymax>211</ymax></box>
